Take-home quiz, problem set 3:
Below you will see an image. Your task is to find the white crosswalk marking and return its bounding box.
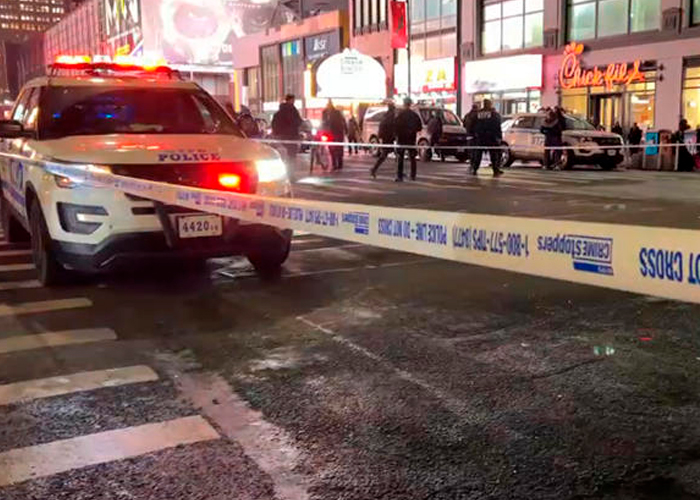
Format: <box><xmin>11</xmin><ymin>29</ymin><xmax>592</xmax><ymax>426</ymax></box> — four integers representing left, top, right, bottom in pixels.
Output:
<box><xmin>0</xmin><ymin>365</ymin><xmax>158</xmax><ymax>406</ymax></box>
<box><xmin>0</xmin><ymin>280</ymin><xmax>41</xmax><ymax>292</ymax></box>
<box><xmin>292</xmin><ymin>237</ymin><xmax>326</xmax><ymax>246</ymax></box>
<box><xmin>0</xmin><ymin>249</ymin><xmax>32</xmax><ymax>258</ymax></box>
<box><xmin>0</xmin><ymin>416</ymin><xmax>219</xmax><ymax>487</ymax></box>
<box><xmin>0</xmin><ymin>328</ymin><xmax>117</xmax><ymax>355</ymax></box>
<box><xmin>0</xmin><ymin>263</ymin><xmax>35</xmax><ymax>272</ymax></box>
<box><xmin>0</xmin><ymin>298</ymin><xmax>92</xmax><ymax>317</ymax></box>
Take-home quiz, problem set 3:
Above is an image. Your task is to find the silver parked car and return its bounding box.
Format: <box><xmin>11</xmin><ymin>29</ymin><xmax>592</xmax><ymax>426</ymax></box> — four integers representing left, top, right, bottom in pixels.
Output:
<box><xmin>362</xmin><ymin>106</ymin><xmax>470</xmax><ymax>162</ymax></box>
<box><xmin>502</xmin><ymin>113</ymin><xmax>625</xmax><ymax>170</ymax></box>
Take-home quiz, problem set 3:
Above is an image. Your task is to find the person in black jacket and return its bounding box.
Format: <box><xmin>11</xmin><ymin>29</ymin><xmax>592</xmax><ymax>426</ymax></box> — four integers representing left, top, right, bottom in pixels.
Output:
<box><xmin>540</xmin><ymin>108</ymin><xmax>564</xmax><ymax>170</ymax></box>
<box><xmin>370</xmin><ymin>101</ymin><xmax>396</xmax><ymax>179</ymax></box>
<box><xmin>471</xmin><ymin>99</ymin><xmax>503</xmax><ymax>176</ymax></box>
<box><xmin>394</xmin><ymin>97</ymin><xmax>423</xmax><ymax>181</ymax></box>
<box><xmin>427</xmin><ymin>111</ymin><xmax>443</xmax><ymax>160</ymax></box>
<box><xmin>271</xmin><ymin>94</ymin><xmax>302</xmax><ymax>159</ymax></box>
<box><xmin>463</xmin><ymin>103</ymin><xmax>479</xmax><ymax>168</ymax></box>
<box><xmin>321</xmin><ymin>100</ymin><xmax>347</xmax><ymax>170</ymax></box>
<box><xmin>628</xmin><ymin>122</ymin><xmax>642</xmax><ymax>154</ymax></box>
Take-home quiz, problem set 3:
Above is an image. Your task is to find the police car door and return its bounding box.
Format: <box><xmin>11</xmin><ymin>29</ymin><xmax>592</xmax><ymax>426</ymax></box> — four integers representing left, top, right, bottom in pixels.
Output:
<box><xmin>1</xmin><ymin>87</ymin><xmax>39</xmax><ymax>220</ymax></box>
<box><xmin>508</xmin><ymin>116</ymin><xmax>535</xmax><ymax>158</ymax></box>
<box><xmin>531</xmin><ymin>115</ymin><xmax>546</xmax><ymax>158</ymax></box>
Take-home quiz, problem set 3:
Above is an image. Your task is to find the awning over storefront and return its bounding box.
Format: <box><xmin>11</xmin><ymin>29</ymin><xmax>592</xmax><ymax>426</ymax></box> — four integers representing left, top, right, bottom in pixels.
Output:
<box><xmin>315</xmin><ymin>49</ymin><xmax>387</xmax><ymax>100</ymax></box>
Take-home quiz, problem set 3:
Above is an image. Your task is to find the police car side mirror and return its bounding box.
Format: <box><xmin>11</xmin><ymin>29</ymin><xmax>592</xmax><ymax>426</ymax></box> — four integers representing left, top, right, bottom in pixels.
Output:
<box><xmin>0</xmin><ymin>120</ymin><xmax>29</xmax><ymax>139</ymax></box>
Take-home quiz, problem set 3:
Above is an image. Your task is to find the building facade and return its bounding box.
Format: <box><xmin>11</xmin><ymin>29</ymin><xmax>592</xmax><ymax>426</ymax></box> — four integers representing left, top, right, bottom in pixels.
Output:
<box><xmin>460</xmin><ymin>0</ymin><xmax>700</xmax><ymax>133</ymax></box>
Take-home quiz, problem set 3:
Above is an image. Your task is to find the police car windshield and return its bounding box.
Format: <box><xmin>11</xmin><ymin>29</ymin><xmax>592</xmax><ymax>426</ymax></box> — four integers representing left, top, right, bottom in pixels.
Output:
<box><xmin>40</xmin><ymin>86</ymin><xmax>243</xmax><ymax>140</ymax></box>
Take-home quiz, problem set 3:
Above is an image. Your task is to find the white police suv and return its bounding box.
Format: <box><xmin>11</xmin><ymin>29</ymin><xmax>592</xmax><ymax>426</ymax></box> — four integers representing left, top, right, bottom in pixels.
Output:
<box><xmin>0</xmin><ymin>56</ymin><xmax>292</xmax><ymax>285</ymax></box>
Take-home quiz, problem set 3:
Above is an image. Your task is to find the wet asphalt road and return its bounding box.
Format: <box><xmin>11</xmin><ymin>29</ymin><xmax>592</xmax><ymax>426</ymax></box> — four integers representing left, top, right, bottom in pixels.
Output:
<box><xmin>2</xmin><ymin>156</ymin><xmax>700</xmax><ymax>499</ymax></box>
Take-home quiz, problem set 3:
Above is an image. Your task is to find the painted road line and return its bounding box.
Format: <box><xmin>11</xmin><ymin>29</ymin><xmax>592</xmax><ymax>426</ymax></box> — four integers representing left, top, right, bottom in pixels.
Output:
<box><xmin>0</xmin><ymin>280</ymin><xmax>41</xmax><ymax>292</ymax></box>
<box><xmin>0</xmin><ymin>263</ymin><xmax>35</xmax><ymax>272</ymax></box>
<box><xmin>0</xmin><ymin>328</ymin><xmax>117</xmax><ymax>355</ymax></box>
<box><xmin>321</xmin><ymin>181</ymin><xmax>394</xmax><ymax>195</ymax></box>
<box><xmin>0</xmin><ymin>416</ymin><xmax>219</xmax><ymax>487</ymax></box>
<box><xmin>0</xmin><ymin>249</ymin><xmax>32</xmax><ymax>258</ymax></box>
<box><xmin>293</xmin><ymin>187</ymin><xmax>352</xmax><ymax>199</ymax></box>
<box><xmin>292</xmin><ymin>237</ymin><xmax>327</xmax><ymax>246</ymax></box>
<box><xmin>0</xmin><ymin>365</ymin><xmax>158</xmax><ymax>406</ymax></box>
<box><xmin>0</xmin><ymin>298</ymin><xmax>93</xmax><ymax>318</ymax></box>
<box><xmin>294</xmin><ymin>243</ymin><xmax>365</xmax><ymax>253</ymax></box>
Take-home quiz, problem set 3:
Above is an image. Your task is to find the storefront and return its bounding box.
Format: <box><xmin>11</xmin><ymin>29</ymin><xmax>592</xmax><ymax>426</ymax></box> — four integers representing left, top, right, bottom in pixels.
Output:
<box><xmin>557</xmin><ymin>43</ymin><xmax>656</xmax><ymax>132</ymax></box>
<box><xmin>394</xmin><ymin>56</ymin><xmax>457</xmax><ymax>110</ymax></box>
<box><xmin>312</xmin><ymin>49</ymin><xmax>387</xmax><ymax>123</ymax></box>
<box><xmin>682</xmin><ymin>57</ymin><xmax>700</xmax><ymax>130</ymax></box>
<box><xmin>463</xmin><ymin>54</ymin><xmax>543</xmax><ymax>116</ymax></box>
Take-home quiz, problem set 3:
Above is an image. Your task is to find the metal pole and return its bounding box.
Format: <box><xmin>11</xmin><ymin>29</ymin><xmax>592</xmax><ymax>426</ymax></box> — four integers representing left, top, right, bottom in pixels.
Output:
<box><xmin>455</xmin><ymin>0</ymin><xmax>462</xmax><ymax>116</ymax></box>
<box><xmin>407</xmin><ymin>0</ymin><xmax>411</xmax><ymax>100</ymax></box>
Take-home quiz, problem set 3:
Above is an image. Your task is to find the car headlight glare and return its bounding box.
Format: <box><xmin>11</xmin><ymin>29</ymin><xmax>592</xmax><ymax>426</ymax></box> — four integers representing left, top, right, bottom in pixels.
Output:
<box><xmin>256</xmin><ymin>159</ymin><xmax>288</xmax><ymax>183</ymax></box>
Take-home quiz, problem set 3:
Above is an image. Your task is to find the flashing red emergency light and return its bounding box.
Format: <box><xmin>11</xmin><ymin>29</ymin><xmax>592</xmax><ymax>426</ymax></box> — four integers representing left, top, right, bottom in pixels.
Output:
<box><xmin>51</xmin><ymin>54</ymin><xmax>171</xmax><ymax>74</ymax></box>
<box><xmin>320</xmin><ymin>133</ymin><xmax>331</xmax><ymax>142</ymax></box>
<box><xmin>218</xmin><ymin>173</ymin><xmax>242</xmax><ymax>190</ymax></box>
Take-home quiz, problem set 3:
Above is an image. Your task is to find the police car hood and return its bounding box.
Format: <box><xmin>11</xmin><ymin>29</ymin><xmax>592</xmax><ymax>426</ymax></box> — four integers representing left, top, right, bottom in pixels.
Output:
<box><xmin>35</xmin><ymin>134</ymin><xmax>279</xmax><ymax>165</ymax></box>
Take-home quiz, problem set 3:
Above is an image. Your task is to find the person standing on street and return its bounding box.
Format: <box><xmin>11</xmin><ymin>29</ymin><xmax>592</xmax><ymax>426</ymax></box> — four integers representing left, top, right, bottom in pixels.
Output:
<box><xmin>271</xmin><ymin>94</ymin><xmax>303</xmax><ymax>160</ymax></box>
<box><xmin>672</xmin><ymin>118</ymin><xmax>694</xmax><ymax>172</ymax></box>
<box><xmin>347</xmin><ymin>115</ymin><xmax>361</xmax><ymax>155</ymax></box>
<box><xmin>427</xmin><ymin>111</ymin><xmax>443</xmax><ymax>160</ymax></box>
<box><xmin>628</xmin><ymin>122</ymin><xmax>642</xmax><ymax>154</ymax></box>
<box><xmin>322</xmin><ymin>100</ymin><xmax>347</xmax><ymax>171</ymax></box>
<box><xmin>463</xmin><ymin>103</ymin><xmax>480</xmax><ymax>169</ymax></box>
<box><xmin>394</xmin><ymin>97</ymin><xmax>423</xmax><ymax>182</ymax></box>
<box><xmin>540</xmin><ymin>108</ymin><xmax>564</xmax><ymax>170</ymax></box>
<box><xmin>370</xmin><ymin>101</ymin><xmax>396</xmax><ymax>179</ymax></box>
<box><xmin>472</xmin><ymin>99</ymin><xmax>504</xmax><ymax>176</ymax></box>
<box><xmin>612</xmin><ymin>121</ymin><xmax>624</xmax><ymax>137</ymax></box>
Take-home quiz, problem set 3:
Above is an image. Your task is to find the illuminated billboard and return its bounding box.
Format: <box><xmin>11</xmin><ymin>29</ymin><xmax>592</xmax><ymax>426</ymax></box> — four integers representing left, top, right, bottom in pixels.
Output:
<box><xmin>140</xmin><ymin>0</ymin><xmax>297</xmax><ymax>68</ymax></box>
<box><xmin>104</xmin><ymin>0</ymin><xmax>143</xmax><ymax>56</ymax></box>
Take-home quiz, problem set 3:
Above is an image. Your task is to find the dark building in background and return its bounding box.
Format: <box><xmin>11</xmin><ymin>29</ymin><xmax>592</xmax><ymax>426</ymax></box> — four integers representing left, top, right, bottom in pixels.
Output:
<box><xmin>0</xmin><ymin>0</ymin><xmax>81</xmax><ymax>99</ymax></box>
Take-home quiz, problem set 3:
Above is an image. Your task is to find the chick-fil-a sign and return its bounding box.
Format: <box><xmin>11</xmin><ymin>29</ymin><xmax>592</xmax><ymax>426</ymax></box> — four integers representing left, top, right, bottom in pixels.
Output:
<box><xmin>559</xmin><ymin>42</ymin><xmax>645</xmax><ymax>91</ymax></box>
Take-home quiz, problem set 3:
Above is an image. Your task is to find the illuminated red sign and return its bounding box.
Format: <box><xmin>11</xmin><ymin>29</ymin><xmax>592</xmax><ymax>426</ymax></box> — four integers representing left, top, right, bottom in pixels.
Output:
<box><xmin>558</xmin><ymin>42</ymin><xmax>645</xmax><ymax>91</ymax></box>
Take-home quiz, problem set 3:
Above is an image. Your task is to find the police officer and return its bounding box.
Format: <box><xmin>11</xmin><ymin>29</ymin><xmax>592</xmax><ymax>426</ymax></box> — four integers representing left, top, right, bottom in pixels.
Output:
<box><xmin>370</xmin><ymin>101</ymin><xmax>396</xmax><ymax>179</ymax></box>
<box><xmin>472</xmin><ymin>99</ymin><xmax>504</xmax><ymax>177</ymax></box>
<box><xmin>394</xmin><ymin>97</ymin><xmax>422</xmax><ymax>182</ymax></box>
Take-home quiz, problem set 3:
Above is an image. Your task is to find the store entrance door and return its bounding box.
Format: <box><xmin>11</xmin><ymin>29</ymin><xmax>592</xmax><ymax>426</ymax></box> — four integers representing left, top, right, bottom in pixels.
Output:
<box><xmin>591</xmin><ymin>94</ymin><xmax>622</xmax><ymax>131</ymax></box>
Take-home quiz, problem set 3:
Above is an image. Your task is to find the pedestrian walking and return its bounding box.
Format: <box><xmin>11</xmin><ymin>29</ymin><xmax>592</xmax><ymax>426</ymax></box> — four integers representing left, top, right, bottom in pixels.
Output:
<box><xmin>370</xmin><ymin>101</ymin><xmax>396</xmax><ymax>179</ymax></box>
<box><xmin>347</xmin><ymin>115</ymin><xmax>361</xmax><ymax>155</ymax></box>
<box><xmin>322</xmin><ymin>100</ymin><xmax>347</xmax><ymax>171</ymax></box>
<box><xmin>540</xmin><ymin>108</ymin><xmax>564</xmax><ymax>170</ymax></box>
<box><xmin>463</xmin><ymin>103</ymin><xmax>479</xmax><ymax>168</ymax></box>
<box><xmin>271</xmin><ymin>94</ymin><xmax>303</xmax><ymax>160</ymax></box>
<box><xmin>471</xmin><ymin>99</ymin><xmax>504</xmax><ymax>176</ymax></box>
<box><xmin>628</xmin><ymin>122</ymin><xmax>642</xmax><ymax>154</ymax></box>
<box><xmin>427</xmin><ymin>111</ymin><xmax>444</xmax><ymax>161</ymax></box>
<box><xmin>394</xmin><ymin>97</ymin><xmax>423</xmax><ymax>182</ymax></box>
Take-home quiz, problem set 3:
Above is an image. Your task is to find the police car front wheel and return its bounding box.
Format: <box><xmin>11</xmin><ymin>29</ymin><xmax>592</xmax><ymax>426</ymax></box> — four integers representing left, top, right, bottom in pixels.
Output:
<box><xmin>29</xmin><ymin>199</ymin><xmax>71</xmax><ymax>286</ymax></box>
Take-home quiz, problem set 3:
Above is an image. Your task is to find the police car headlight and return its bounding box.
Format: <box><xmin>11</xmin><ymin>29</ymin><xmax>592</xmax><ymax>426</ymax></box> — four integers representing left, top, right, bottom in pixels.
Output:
<box><xmin>256</xmin><ymin>159</ymin><xmax>287</xmax><ymax>183</ymax></box>
<box><xmin>50</xmin><ymin>164</ymin><xmax>111</xmax><ymax>189</ymax></box>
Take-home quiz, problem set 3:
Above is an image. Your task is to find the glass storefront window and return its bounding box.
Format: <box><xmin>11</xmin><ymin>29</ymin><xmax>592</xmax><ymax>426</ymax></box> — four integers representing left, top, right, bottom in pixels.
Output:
<box><xmin>567</xmin><ymin>0</ymin><xmax>659</xmax><ymax>40</ymax></box>
<box><xmin>598</xmin><ymin>0</ymin><xmax>628</xmax><ymax>38</ymax></box>
<box><xmin>281</xmin><ymin>40</ymin><xmax>303</xmax><ymax>98</ymax></box>
<box><xmin>261</xmin><ymin>45</ymin><xmax>280</xmax><ymax>103</ymax></box>
<box><xmin>630</xmin><ymin>0</ymin><xmax>660</xmax><ymax>33</ymax></box>
<box><xmin>568</xmin><ymin>1</ymin><xmax>595</xmax><ymax>40</ymax></box>
<box><xmin>694</xmin><ymin>0</ymin><xmax>700</xmax><ymax>25</ymax></box>
<box><xmin>474</xmin><ymin>89</ymin><xmax>541</xmax><ymax>115</ymax></box>
<box><xmin>561</xmin><ymin>89</ymin><xmax>588</xmax><ymax>117</ymax></box>
<box><xmin>483</xmin><ymin>0</ymin><xmax>543</xmax><ymax>54</ymax></box>
<box><xmin>411</xmin><ymin>0</ymin><xmax>425</xmax><ymax>22</ymax></box>
<box><xmin>683</xmin><ymin>66</ymin><xmax>700</xmax><ymax>129</ymax></box>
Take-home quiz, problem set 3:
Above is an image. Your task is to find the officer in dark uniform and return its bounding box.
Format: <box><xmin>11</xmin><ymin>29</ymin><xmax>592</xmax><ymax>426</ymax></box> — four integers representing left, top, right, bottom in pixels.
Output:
<box><xmin>394</xmin><ymin>97</ymin><xmax>423</xmax><ymax>182</ymax></box>
<box><xmin>472</xmin><ymin>99</ymin><xmax>504</xmax><ymax>177</ymax></box>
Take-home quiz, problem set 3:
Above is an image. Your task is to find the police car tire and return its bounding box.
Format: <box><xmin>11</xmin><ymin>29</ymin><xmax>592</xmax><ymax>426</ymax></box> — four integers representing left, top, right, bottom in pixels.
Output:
<box><xmin>1</xmin><ymin>196</ymin><xmax>28</xmax><ymax>243</ymax></box>
<box><xmin>248</xmin><ymin>239</ymin><xmax>291</xmax><ymax>279</ymax></box>
<box><xmin>29</xmin><ymin>199</ymin><xmax>68</xmax><ymax>286</ymax></box>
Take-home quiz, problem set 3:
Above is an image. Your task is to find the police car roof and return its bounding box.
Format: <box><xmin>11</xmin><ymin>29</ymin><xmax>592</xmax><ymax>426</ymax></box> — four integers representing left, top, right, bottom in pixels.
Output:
<box><xmin>24</xmin><ymin>75</ymin><xmax>199</xmax><ymax>90</ymax></box>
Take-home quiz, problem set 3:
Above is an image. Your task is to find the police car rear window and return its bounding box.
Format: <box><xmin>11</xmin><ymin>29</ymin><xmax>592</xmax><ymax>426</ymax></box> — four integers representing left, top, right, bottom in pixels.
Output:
<box><xmin>40</xmin><ymin>86</ymin><xmax>243</xmax><ymax>140</ymax></box>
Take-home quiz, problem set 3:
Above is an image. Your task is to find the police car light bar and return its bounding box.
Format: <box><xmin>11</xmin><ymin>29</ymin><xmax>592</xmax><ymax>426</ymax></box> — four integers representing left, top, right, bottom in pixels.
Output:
<box><xmin>50</xmin><ymin>54</ymin><xmax>174</xmax><ymax>76</ymax></box>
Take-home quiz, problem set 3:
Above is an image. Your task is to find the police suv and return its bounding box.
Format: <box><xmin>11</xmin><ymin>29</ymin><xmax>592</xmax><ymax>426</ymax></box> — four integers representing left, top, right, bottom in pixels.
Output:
<box><xmin>0</xmin><ymin>56</ymin><xmax>292</xmax><ymax>285</ymax></box>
